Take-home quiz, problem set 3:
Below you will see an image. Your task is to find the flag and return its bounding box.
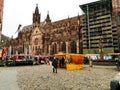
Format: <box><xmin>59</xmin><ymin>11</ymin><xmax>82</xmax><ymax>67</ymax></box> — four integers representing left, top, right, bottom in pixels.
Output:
<box><xmin>15</xmin><ymin>24</ymin><xmax>22</xmax><ymax>34</ymax></box>
<box><xmin>6</xmin><ymin>47</ymin><xmax>8</xmax><ymax>56</ymax></box>
<box><xmin>1</xmin><ymin>48</ymin><xmax>5</xmax><ymax>60</ymax></box>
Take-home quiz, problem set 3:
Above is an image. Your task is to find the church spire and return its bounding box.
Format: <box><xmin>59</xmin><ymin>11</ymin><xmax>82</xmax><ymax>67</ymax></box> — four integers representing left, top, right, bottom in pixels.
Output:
<box><xmin>33</xmin><ymin>4</ymin><xmax>41</xmax><ymax>24</ymax></box>
<box><xmin>77</xmin><ymin>13</ymin><xmax>80</xmax><ymax>20</ymax></box>
<box><xmin>35</xmin><ymin>4</ymin><xmax>39</xmax><ymax>14</ymax></box>
<box><xmin>67</xmin><ymin>15</ymin><xmax>70</xmax><ymax>27</ymax></box>
<box><xmin>77</xmin><ymin>13</ymin><xmax>80</xmax><ymax>25</ymax></box>
<box><xmin>45</xmin><ymin>11</ymin><xmax>51</xmax><ymax>23</ymax></box>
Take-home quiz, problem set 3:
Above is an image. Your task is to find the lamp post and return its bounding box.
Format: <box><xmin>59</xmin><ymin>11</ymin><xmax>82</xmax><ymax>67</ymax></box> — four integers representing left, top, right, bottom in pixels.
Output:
<box><xmin>99</xmin><ymin>37</ymin><xmax>104</xmax><ymax>60</ymax></box>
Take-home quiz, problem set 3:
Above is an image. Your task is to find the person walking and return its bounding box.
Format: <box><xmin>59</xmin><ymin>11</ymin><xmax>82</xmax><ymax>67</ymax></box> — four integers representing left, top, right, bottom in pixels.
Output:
<box><xmin>52</xmin><ymin>57</ymin><xmax>58</xmax><ymax>73</ymax></box>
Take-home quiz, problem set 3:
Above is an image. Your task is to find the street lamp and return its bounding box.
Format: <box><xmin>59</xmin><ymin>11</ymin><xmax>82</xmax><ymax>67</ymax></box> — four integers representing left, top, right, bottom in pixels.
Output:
<box><xmin>99</xmin><ymin>37</ymin><xmax>104</xmax><ymax>60</ymax></box>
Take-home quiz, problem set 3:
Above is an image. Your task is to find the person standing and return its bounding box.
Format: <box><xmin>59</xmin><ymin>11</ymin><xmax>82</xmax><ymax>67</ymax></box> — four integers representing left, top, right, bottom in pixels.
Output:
<box><xmin>52</xmin><ymin>57</ymin><xmax>58</xmax><ymax>73</ymax></box>
<box><xmin>61</xmin><ymin>57</ymin><xmax>65</xmax><ymax>68</ymax></box>
<box><xmin>89</xmin><ymin>56</ymin><xmax>93</xmax><ymax>67</ymax></box>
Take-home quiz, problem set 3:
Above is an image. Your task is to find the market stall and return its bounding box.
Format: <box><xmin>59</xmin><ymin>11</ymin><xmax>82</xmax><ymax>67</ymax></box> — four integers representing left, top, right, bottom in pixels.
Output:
<box><xmin>55</xmin><ymin>52</ymin><xmax>85</xmax><ymax>70</ymax></box>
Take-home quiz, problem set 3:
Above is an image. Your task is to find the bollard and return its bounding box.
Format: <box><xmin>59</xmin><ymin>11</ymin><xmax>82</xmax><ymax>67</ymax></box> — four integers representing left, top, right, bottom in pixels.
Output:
<box><xmin>110</xmin><ymin>80</ymin><xmax>120</xmax><ymax>90</ymax></box>
<box><xmin>110</xmin><ymin>73</ymin><xmax>120</xmax><ymax>90</ymax></box>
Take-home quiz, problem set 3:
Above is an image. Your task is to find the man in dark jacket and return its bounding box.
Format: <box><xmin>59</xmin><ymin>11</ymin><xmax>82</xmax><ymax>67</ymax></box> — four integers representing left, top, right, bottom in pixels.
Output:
<box><xmin>52</xmin><ymin>57</ymin><xmax>58</xmax><ymax>73</ymax></box>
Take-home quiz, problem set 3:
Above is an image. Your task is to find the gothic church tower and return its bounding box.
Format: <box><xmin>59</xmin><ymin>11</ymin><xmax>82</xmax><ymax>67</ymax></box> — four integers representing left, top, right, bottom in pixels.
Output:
<box><xmin>33</xmin><ymin>4</ymin><xmax>41</xmax><ymax>24</ymax></box>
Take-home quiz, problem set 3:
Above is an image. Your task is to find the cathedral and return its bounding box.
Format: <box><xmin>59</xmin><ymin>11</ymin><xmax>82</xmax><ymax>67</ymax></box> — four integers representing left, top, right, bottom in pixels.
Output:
<box><xmin>10</xmin><ymin>4</ymin><xmax>82</xmax><ymax>55</ymax></box>
<box><xmin>10</xmin><ymin>0</ymin><xmax>120</xmax><ymax>55</ymax></box>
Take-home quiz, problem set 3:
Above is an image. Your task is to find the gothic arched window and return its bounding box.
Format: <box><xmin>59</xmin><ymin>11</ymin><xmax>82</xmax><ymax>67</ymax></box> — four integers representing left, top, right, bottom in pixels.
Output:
<box><xmin>62</xmin><ymin>42</ymin><xmax>66</xmax><ymax>53</ymax></box>
<box><xmin>54</xmin><ymin>43</ymin><xmax>57</xmax><ymax>54</ymax></box>
<box><xmin>34</xmin><ymin>38</ymin><xmax>38</xmax><ymax>45</ymax></box>
<box><xmin>51</xmin><ymin>43</ymin><xmax>57</xmax><ymax>55</ymax></box>
<box><xmin>70</xmin><ymin>41</ymin><xmax>77</xmax><ymax>53</ymax></box>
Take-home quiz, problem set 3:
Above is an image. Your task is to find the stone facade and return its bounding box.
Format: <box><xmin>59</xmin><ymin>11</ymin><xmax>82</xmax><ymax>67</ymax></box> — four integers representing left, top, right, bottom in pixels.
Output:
<box><xmin>10</xmin><ymin>4</ymin><xmax>82</xmax><ymax>55</ymax></box>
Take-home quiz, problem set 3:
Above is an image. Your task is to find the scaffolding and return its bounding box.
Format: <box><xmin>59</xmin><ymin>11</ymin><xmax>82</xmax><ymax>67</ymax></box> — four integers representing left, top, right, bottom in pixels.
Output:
<box><xmin>80</xmin><ymin>0</ymin><xmax>120</xmax><ymax>54</ymax></box>
<box><xmin>112</xmin><ymin>0</ymin><xmax>120</xmax><ymax>52</ymax></box>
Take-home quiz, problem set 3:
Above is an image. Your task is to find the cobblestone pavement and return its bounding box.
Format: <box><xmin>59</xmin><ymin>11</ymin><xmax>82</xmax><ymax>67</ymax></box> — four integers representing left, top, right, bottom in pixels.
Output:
<box><xmin>0</xmin><ymin>68</ymin><xmax>19</xmax><ymax>90</ymax></box>
<box><xmin>0</xmin><ymin>65</ymin><xmax>119</xmax><ymax>90</ymax></box>
<box><xmin>17</xmin><ymin>65</ymin><xmax>119</xmax><ymax>90</ymax></box>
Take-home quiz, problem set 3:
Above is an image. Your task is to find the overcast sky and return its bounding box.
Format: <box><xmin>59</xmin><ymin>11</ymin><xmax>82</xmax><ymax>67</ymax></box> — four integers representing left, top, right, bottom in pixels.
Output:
<box><xmin>2</xmin><ymin>0</ymin><xmax>99</xmax><ymax>38</ymax></box>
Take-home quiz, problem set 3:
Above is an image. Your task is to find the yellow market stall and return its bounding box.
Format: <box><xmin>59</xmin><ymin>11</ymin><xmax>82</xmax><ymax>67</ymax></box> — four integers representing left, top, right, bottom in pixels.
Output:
<box><xmin>66</xmin><ymin>54</ymin><xmax>84</xmax><ymax>70</ymax></box>
<box><xmin>55</xmin><ymin>52</ymin><xmax>85</xmax><ymax>70</ymax></box>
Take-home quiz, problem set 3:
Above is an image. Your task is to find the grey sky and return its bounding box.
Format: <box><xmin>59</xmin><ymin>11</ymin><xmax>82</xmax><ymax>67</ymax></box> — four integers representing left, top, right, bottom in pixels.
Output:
<box><xmin>2</xmin><ymin>0</ymin><xmax>98</xmax><ymax>38</ymax></box>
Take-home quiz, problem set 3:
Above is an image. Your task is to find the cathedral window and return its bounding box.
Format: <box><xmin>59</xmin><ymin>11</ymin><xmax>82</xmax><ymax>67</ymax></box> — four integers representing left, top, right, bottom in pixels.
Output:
<box><xmin>35</xmin><ymin>46</ymin><xmax>37</xmax><ymax>51</ymax></box>
<box><xmin>62</xmin><ymin>42</ymin><xmax>66</xmax><ymax>53</ymax></box>
<box><xmin>35</xmin><ymin>38</ymin><xmax>38</xmax><ymax>45</ymax></box>
<box><xmin>70</xmin><ymin>41</ymin><xmax>77</xmax><ymax>53</ymax></box>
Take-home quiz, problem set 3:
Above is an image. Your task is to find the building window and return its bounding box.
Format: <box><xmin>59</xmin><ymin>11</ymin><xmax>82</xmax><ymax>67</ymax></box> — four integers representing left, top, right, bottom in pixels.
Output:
<box><xmin>32</xmin><ymin>46</ymin><xmax>34</xmax><ymax>51</ymax></box>
<box><xmin>34</xmin><ymin>38</ymin><xmax>38</xmax><ymax>45</ymax></box>
<box><xmin>51</xmin><ymin>43</ymin><xmax>57</xmax><ymax>54</ymax></box>
<box><xmin>70</xmin><ymin>41</ymin><xmax>77</xmax><ymax>53</ymax></box>
<box><xmin>35</xmin><ymin>46</ymin><xmax>37</xmax><ymax>51</ymax></box>
<box><xmin>62</xmin><ymin>42</ymin><xmax>66</xmax><ymax>53</ymax></box>
<box><xmin>54</xmin><ymin>43</ymin><xmax>57</xmax><ymax>54</ymax></box>
<box><xmin>118</xmin><ymin>12</ymin><xmax>120</xmax><ymax>26</ymax></box>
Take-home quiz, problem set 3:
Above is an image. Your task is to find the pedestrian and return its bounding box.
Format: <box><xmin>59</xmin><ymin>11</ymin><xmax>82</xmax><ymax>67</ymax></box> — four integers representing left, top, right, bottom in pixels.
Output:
<box><xmin>46</xmin><ymin>57</ymin><xmax>50</xmax><ymax>65</ymax></box>
<box><xmin>116</xmin><ymin>56</ymin><xmax>120</xmax><ymax>71</ymax></box>
<box><xmin>59</xmin><ymin>57</ymin><xmax>62</xmax><ymax>68</ymax></box>
<box><xmin>61</xmin><ymin>56</ymin><xmax>65</xmax><ymax>68</ymax></box>
<box><xmin>52</xmin><ymin>56</ymin><xmax>58</xmax><ymax>73</ymax></box>
<box><xmin>88</xmin><ymin>56</ymin><xmax>93</xmax><ymax>67</ymax></box>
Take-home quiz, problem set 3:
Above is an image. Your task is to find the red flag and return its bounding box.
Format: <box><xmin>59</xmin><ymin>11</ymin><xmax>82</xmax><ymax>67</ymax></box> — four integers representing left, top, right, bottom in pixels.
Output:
<box><xmin>1</xmin><ymin>48</ymin><xmax>5</xmax><ymax>61</ymax></box>
<box><xmin>6</xmin><ymin>47</ymin><xmax>8</xmax><ymax>55</ymax></box>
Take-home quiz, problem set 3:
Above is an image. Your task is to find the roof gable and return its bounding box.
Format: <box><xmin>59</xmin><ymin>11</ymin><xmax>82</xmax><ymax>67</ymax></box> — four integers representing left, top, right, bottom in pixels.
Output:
<box><xmin>32</xmin><ymin>27</ymin><xmax>42</xmax><ymax>36</ymax></box>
